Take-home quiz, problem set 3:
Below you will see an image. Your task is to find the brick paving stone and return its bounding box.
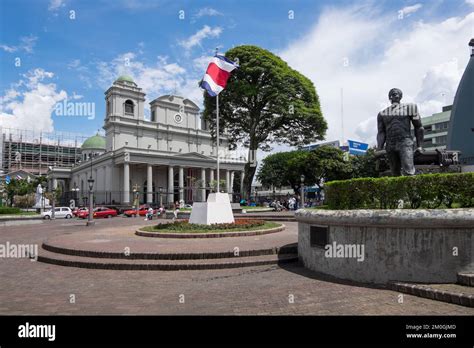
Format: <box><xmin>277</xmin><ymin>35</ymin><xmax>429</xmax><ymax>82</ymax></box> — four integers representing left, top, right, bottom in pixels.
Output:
<box><xmin>0</xmin><ymin>218</ymin><xmax>473</xmax><ymax>315</ymax></box>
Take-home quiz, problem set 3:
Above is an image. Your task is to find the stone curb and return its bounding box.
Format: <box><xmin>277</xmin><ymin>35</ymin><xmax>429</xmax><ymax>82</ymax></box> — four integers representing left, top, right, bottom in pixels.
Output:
<box><xmin>135</xmin><ymin>224</ymin><xmax>285</xmax><ymax>238</ymax></box>
<box><xmin>42</xmin><ymin>242</ymin><xmax>297</xmax><ymax>260</ymax></box>
<box><xmin>457</xmin><ymin>273</ymin><xmax>474</xmax><ymax>287</ymax></box>
<box><xmin>389</xmin><ymin>282</ymin><xmax>474</xmax><ymax>308</ymax></box>
<box><xmin>0</xmin><ymin>215</ymin><xmax>42</xmax><ymax>221</ymax></box>
<box><xmin>37</xmin><ymin>253</ymin><xmax>298</xmax><ymax>271</ymax></box>
<box><xmin>296</xmin><ymin>208</ymin><xmax>474</xmax><ymax>228</ymax></box>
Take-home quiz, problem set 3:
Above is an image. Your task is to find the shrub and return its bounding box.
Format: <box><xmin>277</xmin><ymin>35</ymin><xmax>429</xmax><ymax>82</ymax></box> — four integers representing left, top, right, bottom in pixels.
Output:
<box><xmin>0</xmin><ymin>207</ymin><xmax>22</xmax><ymax>215</ymax></box>
<box><xmin>325</xmin><ymin>173</ymin><xmax>474</xmax><ymax>210</ymax></box>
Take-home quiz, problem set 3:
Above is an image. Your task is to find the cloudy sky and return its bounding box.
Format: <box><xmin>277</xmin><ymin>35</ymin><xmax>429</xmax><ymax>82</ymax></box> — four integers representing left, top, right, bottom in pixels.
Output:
<box><xmin>1</xmin><ymin>0</ymin><xmax>473</xmax><ymax>152</ymax></box>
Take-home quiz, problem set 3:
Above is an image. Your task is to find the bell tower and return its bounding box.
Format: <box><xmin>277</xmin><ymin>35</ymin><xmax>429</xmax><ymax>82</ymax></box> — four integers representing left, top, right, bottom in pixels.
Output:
<box><xmin>103</xmin><ymin>75</ymin><xmax>146</xmax><ymax>152</ymax></box>
<box><xmin>104</xmin><ymin>75</ymin><xmax>146</xmax><ymax>122</ymax></box>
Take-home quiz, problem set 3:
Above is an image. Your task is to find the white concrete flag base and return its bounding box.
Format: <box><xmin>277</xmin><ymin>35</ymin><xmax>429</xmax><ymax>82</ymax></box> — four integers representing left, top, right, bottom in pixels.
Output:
<box><xmin>189</xmin><ymin>192</ymin><xmax>235</xmax><ymax>225</ymax></box>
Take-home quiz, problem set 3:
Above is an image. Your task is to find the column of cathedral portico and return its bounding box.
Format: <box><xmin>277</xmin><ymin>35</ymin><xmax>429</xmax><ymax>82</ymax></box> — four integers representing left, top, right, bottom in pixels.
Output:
<box><xmin>230</xmin><ymin>171</ymin><xmax>235</xmax><ymax>193</ymax></box>
<box><xmin>147</xmin><ymin>164</ymin><xmax>153</xmax><ymax>204</ymax></box>
<box><xmin>209</xmin><ymin>169</ymin><xmax>215</xmax><ymax>192</ymax></box>
<box><xmin>201</xmin><ymin>168</ymin><xmax>206</xmax><ymax>202</ymax></box>
<box><xmin>123</xmin><ymin>163</ymin><xmax>130</xmax><ymax>204</ymax></box>
<box><xmin>168</xmin><ymin>166</ymin><xmax>174</xmax><ymax>205</ymax></box>
<box><xmin>225</xmin><ymin>170</ymin><xmax>231</xmax><ymax>193</ymax></box>
<box><xmin>240</xmin><ymin>171</ymin><xmax>245</xmax><ymax>199</ymax></box>
<box><xmin>179</xmin><ymin>167</ymin><xmax>184</xmax><ymax>203</ymax></box>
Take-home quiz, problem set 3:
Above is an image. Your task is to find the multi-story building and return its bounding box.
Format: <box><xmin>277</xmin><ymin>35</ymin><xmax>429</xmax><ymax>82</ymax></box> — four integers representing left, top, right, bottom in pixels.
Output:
<box><xmin>421</xmin><ymin>105</ymin><xmax>451</xmax><ymax>151</ymax></box>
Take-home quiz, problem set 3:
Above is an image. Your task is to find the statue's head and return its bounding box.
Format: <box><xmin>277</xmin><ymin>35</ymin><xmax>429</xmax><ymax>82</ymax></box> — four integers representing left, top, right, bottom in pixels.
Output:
<box><xmin>389</xmin><ymin>88</ymin><xmax>403</xmax><ymax>103</ymax></box>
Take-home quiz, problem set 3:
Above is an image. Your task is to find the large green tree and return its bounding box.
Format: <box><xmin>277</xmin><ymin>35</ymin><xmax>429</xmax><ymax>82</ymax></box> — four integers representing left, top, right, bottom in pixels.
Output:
<box><xmin>257</xmin><ymin>150</ymin><xmax>314</xmax><ymax>194</ymax></box>
<box><xmin>202</xmin><ymin>45</ymin><xmax>327</xmax><ymax>198</ymax></box>
<box><xmin>257</xmin><ymin>146</ymin><xmax>352</xmax><ymax>194</ymax></box>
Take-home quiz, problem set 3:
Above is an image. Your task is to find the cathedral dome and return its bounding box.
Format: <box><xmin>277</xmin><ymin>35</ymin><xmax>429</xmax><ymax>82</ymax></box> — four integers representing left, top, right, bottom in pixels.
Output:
<box><xmin>115</xmin><ymin>75</ymin><xmax>135</xmax><ymax>84</ymax></box>
<box><xmin>81</xmin><ymin>134</ymin><xmax>106</xmax><ymax>150</ymax></box>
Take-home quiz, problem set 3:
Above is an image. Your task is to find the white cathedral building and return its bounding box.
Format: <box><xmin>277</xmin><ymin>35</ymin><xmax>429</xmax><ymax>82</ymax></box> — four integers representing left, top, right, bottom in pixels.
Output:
<box><xmin>48</xmin><ymin>75</ymin><xmax>246</xmax><ymax>207</ymax></box>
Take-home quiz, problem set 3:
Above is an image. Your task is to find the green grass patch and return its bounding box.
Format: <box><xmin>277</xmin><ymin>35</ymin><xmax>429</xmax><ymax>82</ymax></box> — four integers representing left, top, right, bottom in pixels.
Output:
<box><xmin>141</xmin><ymin>221</ymin><xmax>281</xmax><ymax>233</ymax></box>
<box><xmin>0</xmin><ymin>207</ymin><xmax>39</xmax><ymax>215</ymax></box>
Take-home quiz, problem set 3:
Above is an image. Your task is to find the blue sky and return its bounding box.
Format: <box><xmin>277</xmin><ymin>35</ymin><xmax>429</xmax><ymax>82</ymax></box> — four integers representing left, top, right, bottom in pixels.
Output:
<box><xmin>1</xmin><ymin>0</ymin><xmax>473</xmax><ymax>148</ymax></box>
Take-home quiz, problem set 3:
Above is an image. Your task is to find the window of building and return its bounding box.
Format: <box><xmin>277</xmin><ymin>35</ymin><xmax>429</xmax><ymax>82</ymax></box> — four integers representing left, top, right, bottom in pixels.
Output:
<box><xmin>124</xmin><ymin>100</ymin><xmax>134</xmax><ymax>115</ymax></box>
<box><xmin>434</xmin><ymin>135</ymin><xmax>447</xmax><ymax>144</ymax></box>
<box><xmin>438</xmin><ymin>121</ymin><xmax>449</xmax><ymax>130</ymax></box>
<box><xmin>151</xmin><ymin>110</ymin><xmax>156</xmax><ymax>122</ymax></box>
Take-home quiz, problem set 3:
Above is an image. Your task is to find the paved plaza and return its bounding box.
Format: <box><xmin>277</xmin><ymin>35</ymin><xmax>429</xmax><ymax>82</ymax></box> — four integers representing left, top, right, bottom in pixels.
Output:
<box><xmin>0</xmin><ymin>218</ymin><xmax>473</xmax><ymax>315</ymax></box>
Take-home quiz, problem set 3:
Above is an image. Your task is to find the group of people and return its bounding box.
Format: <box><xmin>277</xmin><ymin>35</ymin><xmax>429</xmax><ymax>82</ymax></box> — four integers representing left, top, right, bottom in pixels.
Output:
<box><xmin>270</xmin><ymin>196</ymin><xmax>298</xmax><ymax>211</ymax></box>
<box><xmin>142</xmin><ymin>200</ymin><xmax>184</xmax><ymax>221</ymax></box>
<box><xmin>144</xmin><ymin>206</ymin><xmax>165</xmax><ymax>221</ymax></box>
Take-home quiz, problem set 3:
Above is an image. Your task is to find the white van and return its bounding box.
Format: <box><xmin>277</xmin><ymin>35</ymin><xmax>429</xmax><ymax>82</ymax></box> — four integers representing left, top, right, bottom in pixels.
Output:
<box><xmin>41</xmin><ymin>207</ymin><xmax>73</xmax><ymax>219</ymax></box>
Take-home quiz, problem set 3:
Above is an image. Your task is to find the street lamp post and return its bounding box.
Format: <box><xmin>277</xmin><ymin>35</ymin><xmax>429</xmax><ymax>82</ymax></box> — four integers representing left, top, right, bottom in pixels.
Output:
<box><xmin>300</xmin><ymin>174</ymin><xmax>305</xmax><ymax>209</ymax></box>
<box><xmin>51</xmin><ymin>186</ymin><xmax>56</xmax><ymax>219</ymax></box>
<box><xmin>87</xmin><ymin>176</ymin><xmax>95</xmax><ymax>226</ymax></box>
<box><xmin>133</xmin><ymin>184</ymin><xmax>139</xmax><ymax>217</ymax></box>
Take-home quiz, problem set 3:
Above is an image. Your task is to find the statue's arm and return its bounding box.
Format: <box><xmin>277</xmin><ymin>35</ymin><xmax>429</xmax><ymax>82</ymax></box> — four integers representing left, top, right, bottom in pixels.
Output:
<box><xmin>411</xmin><ymin>105</ymin><xmax>424</xmax><ymax>150</ymax></box>
<box><xmin>376</xmin><ymin>112</ymin><xmax>386</xmax><ymax>150</ymax></box>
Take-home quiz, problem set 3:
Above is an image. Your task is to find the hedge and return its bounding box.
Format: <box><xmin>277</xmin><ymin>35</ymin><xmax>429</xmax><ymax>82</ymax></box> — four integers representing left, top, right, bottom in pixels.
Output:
<box><xmin>325</xmin><ymin>173</ymin><xmax>474</xmax><ymax>210</ymax></box>
<box><xmin>0</xmin><ymin>207</ymin><xmax>22</xmax><ymax>215</ymax></box>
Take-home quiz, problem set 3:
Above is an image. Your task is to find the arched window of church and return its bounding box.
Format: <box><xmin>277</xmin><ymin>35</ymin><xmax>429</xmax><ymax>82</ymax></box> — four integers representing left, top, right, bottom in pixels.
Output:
<box><xmin>125</xmin><ymin>100</ymin><xmax>134</xmax><ymax>115</ymax></box>
<box><xmin>151</xmin><ymin>110</ymin><xmax>156</xmax><ymax>122</ymax></box>
<box><xmin>107</xmin><ymin>100</ymin><xmax>111</xmax><ymax>116</ymax></box>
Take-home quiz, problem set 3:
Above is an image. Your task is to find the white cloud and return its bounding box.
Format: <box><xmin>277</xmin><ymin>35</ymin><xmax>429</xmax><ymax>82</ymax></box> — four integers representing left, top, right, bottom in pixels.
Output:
<box><xmin>400</xmin><ymin>4</ymin><xmax>423</xmax><ymax>16</ymax></box>
<box><xmin>0</xmin><ymin>35</ymin><xmax>37</xmax><ymax>53</ymax></box>
<box><xmin>0</xmin><ymin>69</ymin><xmax>67</xmax><ymax>132</ymax></box>
<box><xmin>48</xmin><ymin>0</ymin><xmax>66</xmax><ymax>11</ymax></box>
<box><xmin>194</xmin><ymin>7</ymin><xmax>223</xmax><ymax>19</ymax></box>
<box><xmin>178</xmin><ymin>26</ymin><xmax>222</xmax><ymax>52</ymax></box>
<box><xmin>280</xmin><ymin>6</ymin><xmax>474</xmax><ymax>145</ymax></box>
<box><xmin>192</xmin><ymin>55</ymin><xmax>213</xmax><ymax>71</ymax></box>
<box><xmin>96</xmin><ymin>53</ymin><xmax>191</xmax><ymax>103</ymax></box>
<box><xmin>466</xmin><ymin>0</ymin><xmax>474</xmax><ymax>7</ymax></box>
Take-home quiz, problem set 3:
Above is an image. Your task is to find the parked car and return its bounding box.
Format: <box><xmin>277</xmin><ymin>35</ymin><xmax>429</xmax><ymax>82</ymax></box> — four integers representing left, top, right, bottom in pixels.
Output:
<box><xmin>72</xmin><ymin>207</ymin><xmax>88</xmax><ymax>217</ymax></box>
<box><xmin>42</xmin><ymin>207</ymin><xmax>73</xmax><ymax>219</ymax></box>
<box><xmin>123</xmin><ymin>206</ymin><xmax>156</xmax><ymax>217</ymax></box>
<box><xmin>93</xmin><ymin>207</ymin><xmax>118</xmax><ymax>219</ymax></box>
<box><xmin>77</xmin><ymin>207</ymin><xmax>117</xmax><ymax>219</ymax></box>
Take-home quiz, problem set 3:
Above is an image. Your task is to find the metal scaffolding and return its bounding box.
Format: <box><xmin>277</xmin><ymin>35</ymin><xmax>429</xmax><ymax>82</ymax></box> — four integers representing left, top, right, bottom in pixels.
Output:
<box><xmin>0</xmin><ymin>127</ymin><xmax>89</xmax><ymax>176</ymax></box>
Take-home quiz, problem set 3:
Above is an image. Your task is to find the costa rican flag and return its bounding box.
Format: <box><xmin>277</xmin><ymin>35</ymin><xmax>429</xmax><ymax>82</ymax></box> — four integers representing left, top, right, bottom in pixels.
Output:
<box><xmin>200</xmin><ymin>53</ymin><xmax>239</xmax><ymax>97</ymax></box>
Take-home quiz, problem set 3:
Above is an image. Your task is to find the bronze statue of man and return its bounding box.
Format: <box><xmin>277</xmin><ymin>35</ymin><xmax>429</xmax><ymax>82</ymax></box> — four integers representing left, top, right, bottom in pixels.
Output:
<box><xmin>377</xmin><ymin>88</ymin><xmax>424</xmax><ymax>176</ymax></box>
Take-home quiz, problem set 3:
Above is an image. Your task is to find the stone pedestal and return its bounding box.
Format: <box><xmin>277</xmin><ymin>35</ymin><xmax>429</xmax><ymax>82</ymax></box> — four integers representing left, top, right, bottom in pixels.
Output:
<box><xmin>189</xmin><ymin>192</ymin><xmax>235</xmax><ymax>225</ymax></box>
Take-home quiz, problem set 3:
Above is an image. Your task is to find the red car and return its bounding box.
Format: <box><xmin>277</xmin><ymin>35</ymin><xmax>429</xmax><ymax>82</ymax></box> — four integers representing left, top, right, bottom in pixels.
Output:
<box><xmin>123</xmin><ymin>206</ymin><xmax>156</xmax><ymax>217</ymax></box>
<box><xmin>73</xmin><ymin>207</ymin><xmax>88</xmax><ymax>217</ymax></box>
<box><xmin>78</xmin><ymin>207</ymin><xmax>117</xmax><ymax>219</ymax></box>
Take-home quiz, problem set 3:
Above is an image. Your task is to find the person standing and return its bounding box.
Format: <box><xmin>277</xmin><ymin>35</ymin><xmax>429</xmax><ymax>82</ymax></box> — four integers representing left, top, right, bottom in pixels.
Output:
<box><xmin>173</xmin><ymin>201</ymin><xmax>179</xmax><ymax>221</ymax></box>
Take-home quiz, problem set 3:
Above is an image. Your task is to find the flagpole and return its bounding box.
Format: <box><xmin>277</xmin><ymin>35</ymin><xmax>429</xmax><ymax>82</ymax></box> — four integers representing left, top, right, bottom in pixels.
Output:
<box><xmin>216</xmin><ymin>93</ymin><xmax>220</xmax><ymax>193</ymax></box>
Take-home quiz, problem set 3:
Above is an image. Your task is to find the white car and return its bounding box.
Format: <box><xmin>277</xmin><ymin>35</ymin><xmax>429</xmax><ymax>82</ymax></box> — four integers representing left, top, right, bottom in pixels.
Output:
<box><xmin>42</xmin><ymin>207</ymin><xmax>73</xmax><ymax>219</ymax></box>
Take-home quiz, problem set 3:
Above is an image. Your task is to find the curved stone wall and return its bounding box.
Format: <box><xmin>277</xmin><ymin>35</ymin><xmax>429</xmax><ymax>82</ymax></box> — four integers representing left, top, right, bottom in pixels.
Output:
<box><xmin>296</xmin><ymin>209</ymin><xmax>474</xmax><ymax>284</ymax></box>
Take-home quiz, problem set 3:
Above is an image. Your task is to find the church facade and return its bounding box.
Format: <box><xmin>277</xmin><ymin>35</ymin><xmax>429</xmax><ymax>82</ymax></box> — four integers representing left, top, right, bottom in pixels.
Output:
<box><xmin>49</xmin><ymin>76</ymin><xmax>246</xmax><ymax>207</ymax></box>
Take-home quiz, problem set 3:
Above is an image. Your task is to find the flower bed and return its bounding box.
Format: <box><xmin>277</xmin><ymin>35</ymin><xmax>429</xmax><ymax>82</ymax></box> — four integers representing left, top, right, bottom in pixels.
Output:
<box><xmin>152</xmin><ymin>218</ymin><xmax>264</xmax><ymax>231</ymax></box>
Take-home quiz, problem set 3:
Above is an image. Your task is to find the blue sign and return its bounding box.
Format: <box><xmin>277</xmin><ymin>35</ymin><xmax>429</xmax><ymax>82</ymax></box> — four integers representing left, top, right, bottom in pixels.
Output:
<box><xmin>5</xmin><ymin>175</ymin><xmax>11</xmax><ymax>184</ymax></box>
<box><xmin>348</xmin><ymin>140</ymin><xmax>369</xmax><ymax>156</ymax></box>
